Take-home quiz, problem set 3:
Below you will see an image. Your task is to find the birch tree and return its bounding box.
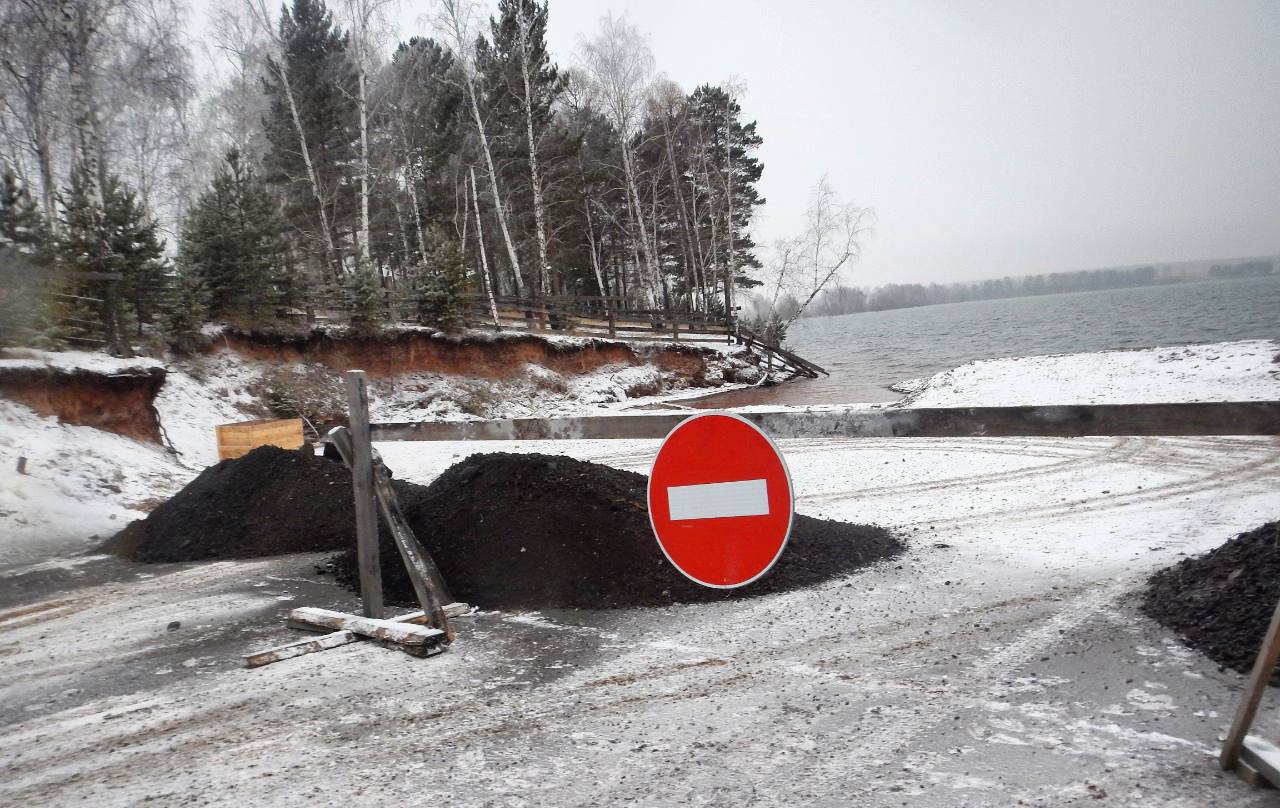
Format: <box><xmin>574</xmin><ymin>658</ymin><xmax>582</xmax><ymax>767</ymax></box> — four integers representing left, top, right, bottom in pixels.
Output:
<box><xmin>434</xmin><ymin>0</ymin><xmax>524</xmax><ymax>296</ymax></box>
<box><xmin>577</xmin><ymin>12</ymin><xmax>662</xmax><ymax>307</ymax></box>
<box><xmin>0</xmin><ymin>1</ymin><xmax>62</xmax><ymax>220</ymax></box>
<box><xmin>764</xmin><ymin>176</ymin><xmax>874</xmax><ymax>330</ymax></box>
<box><xmin>340</xmin><ymin>0</ymin><xmax>394</xmax><ymax>269</ymax></box>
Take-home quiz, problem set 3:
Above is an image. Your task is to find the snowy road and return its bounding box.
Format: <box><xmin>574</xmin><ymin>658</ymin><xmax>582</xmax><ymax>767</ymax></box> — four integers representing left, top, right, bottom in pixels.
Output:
<box><xmin>2</xmin><ymin>433</ymin><xmax>1280</xmax><ymax>806</ymax></box>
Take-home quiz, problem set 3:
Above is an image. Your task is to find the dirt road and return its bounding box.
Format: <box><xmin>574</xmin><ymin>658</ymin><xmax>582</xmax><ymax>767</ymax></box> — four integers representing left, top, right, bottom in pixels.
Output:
<box><xmin>2</xmin><ymin>434</ymin><xmax>1279</xmax><ymax>806</ymax></box>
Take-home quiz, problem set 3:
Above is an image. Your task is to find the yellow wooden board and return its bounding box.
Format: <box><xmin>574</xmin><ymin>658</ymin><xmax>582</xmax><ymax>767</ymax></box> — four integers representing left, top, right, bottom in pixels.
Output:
<box><xmin>215</xmin><ymin>418</ymin><xmax>305</xmax><ymax>460</ymax></box>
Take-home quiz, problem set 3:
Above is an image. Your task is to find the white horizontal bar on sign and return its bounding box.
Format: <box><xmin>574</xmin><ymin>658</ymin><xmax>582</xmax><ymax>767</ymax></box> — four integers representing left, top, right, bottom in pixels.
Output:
<box><xmin>667</xmin><ymin>479</ymin><xmax>769</xmax><ymax>521</ymax></box>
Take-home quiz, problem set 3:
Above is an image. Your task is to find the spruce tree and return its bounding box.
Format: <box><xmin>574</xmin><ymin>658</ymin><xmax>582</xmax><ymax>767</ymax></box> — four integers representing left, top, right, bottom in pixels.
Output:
<box><xmin>0</xmin><ymin>165</ymin><xmax>48</xmax><ymax>254</ymax></box>
<box><xmin>345</xmin><ymin>266</ymin><xmax>384</xmax><ymax>332</ymax></box>
<box><xmin>163</xmin><ymin>267</ymin><xmax>209</xmax><ymax>354</ymax></box>
<box><xmin>104</xmin><ymin>178</ymin><xmax>168</xmax><ymax>331</ymax></box>
<box><xmin>0</xmin><ymin>164</ymin><xmax>50</xmax><ymax>347</ymax></box>
<box><xmin>51</xmin><ymin>168</ymin><xmax>165</xmax><ymax>346</ymax></box>
<box><xmin>261</xmin><ymin>0</ymin><xmax>358</xmax><ymax>275</ymax></box>
<box><xmin>181</xmin><ymin>149</ymin><xmax>287</xmax><ymax>321</ymax></box>
<box><xmin>413</xmin><ymin>228</ymin><xmax>466</xmax><ymax>331</ymax></box>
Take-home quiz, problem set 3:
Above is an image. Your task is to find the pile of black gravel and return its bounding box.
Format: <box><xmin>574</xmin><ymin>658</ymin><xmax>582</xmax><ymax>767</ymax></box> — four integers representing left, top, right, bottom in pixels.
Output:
<box><xmin>103</xmin><ymin>445</ymin><xmax>372</xmax><ymax>562</ymax></box>
<box><xmin>1141</xmin><ymin>521</ymin><xmax>1280</xmax><ymax>682</ymax></box>
<box><xmin>328</xmin><ymin>452</ymin><xmax>903</xmax><ymax>610</ymax></box>
<box><xmin>106</xmin><ymin>446</ymin><xmax>903</xmax><ymax>610</ymax></box>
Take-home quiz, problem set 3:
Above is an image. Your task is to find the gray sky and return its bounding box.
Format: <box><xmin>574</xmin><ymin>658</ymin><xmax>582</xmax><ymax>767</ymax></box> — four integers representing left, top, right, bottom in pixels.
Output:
<box><xmin>197</xmin><ymin>0</ymin><xmax>1280</xmax><ymax>286</ymax></box>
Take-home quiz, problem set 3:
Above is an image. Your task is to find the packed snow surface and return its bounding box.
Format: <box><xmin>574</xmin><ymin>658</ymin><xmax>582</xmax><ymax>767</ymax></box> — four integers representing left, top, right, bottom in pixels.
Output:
<box><xmin>895</xmin><ymin>339</ymin><xmax>1280</xmax><ymax>407</ymax></box>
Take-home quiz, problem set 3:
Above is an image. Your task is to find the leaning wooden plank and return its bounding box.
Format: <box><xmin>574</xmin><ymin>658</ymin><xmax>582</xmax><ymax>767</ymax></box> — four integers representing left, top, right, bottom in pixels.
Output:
<box><xmin>243</xmin><ymin>631</ymin><xmax>356</xmax><ymax>668</ymax></box>
<box><xmin>286</xmin><ymin>607</ymin><xmax>443</xmax><ymax>647</ymax></box>
<box><xmin>1221</xmin><ymin>594</ymin><xmax>1280</xmax><ymax>771</ymax></box>
<box><xmin>370</xmin><ymin>449</ymin><xmax>454</xmax><ymax>642</ymax></box>
<box><xmin>328</xmin><ymin>427</ymin><xmax>454</xmax><ymax>642</ymax></box>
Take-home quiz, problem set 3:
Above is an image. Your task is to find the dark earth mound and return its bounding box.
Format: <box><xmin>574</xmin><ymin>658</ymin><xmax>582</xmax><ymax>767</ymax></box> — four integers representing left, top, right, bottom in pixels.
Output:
<box><xmin>328</xmin><ymin>452</ymin><xmax>903</xmax><ymax>610</ymax></box>
<box><xmin>104</xmin><ymin>445</ymin><xmax>374</xmax><ymax>562</ymax></box>
<box><xmin>1142</xmin><ymin>521</ymin><xmax>1280</xmax><ymax>683</ymax></box>
<box><xmin>106</xmin><ymin>446</ymin><xmax>902</xmax><ymax>609</ymax></box>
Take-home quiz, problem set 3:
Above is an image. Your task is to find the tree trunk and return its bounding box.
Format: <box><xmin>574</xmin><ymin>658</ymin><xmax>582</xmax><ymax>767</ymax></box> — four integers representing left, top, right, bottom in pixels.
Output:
<box><xmin>663</xmin><ymin>134</ymin><xmax>699</xmax><ymax>311</ymax></box>
<box><xmin>723</xmin><ymin>106</ymin><xmax>735</xmax><ymax>321</ymax></box>
<box><xmin>516</xmin><ymin>9</ymin><xmax>552</xmax><ymax>297</ymax></box>
<box><xmin>621</xmin><ymin>146</ymin><xmax>659</xmax><ymax>306</ymax></box>
<box><xmin>469</xmin><ymin>166</ymin><xmax>499</xmax><ymax>326</ymax></box>
<box><xmin>356</xmin><ymin>57</ymin><xmax>372</xmax><ymax>267</ymax></box>
<box><xmin>275</xmin><ymin>59</ymin><xmax>341</xmax><ymax>281</ymax></box>
<box><xmin>404</xmin><ymin>161</ymin><xmax>427</xmax><ymax>263</ymax></box>
<box><xmin>464</xmin><ymin>74</ymin><xmax>523</xmax><ymax>297</ymax></box>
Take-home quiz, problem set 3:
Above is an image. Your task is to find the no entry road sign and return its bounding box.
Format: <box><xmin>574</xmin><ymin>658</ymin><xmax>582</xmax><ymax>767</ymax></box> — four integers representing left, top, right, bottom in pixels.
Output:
<box><xmin>647</xmin><ymin>412</ymin><xmax>794</xmax><ymax>588</ymax></box>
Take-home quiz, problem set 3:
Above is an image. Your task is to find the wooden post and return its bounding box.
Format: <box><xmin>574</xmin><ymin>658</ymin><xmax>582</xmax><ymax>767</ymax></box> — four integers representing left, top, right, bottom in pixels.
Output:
<box><xmin>345</xmin><ymin>370</ymin><xmax>383</xmax><ymax>619</ymax></box>
<box><xmin>1221</xmin><ymin>595</ymin><xmax>1280</xmax><ymax>771</ymax></box>
<box><xmin>328</xmin><ymin>426</ymin><xmax>454</xmax><ymax>642</ymax></box>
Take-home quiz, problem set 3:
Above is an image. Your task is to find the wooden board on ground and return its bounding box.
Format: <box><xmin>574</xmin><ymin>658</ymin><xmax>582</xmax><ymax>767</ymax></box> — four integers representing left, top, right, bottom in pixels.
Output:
<box><xmin>244</xmin><ymin>604</ymin><xmax>470</xmax><ymax>668</ymax></box>
<box><xmin>216</xmin><ymin>418</ymin><xmax>305</xmax><ymax>460</ymax></box>
<box><xmin>286</xmin><ymin>607</ymin><xmax>444</xmax><ymax>656</ymax></box>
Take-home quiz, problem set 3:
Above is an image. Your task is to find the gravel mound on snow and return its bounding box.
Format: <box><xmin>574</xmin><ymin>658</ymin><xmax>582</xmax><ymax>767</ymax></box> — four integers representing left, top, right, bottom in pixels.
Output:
<box><xmin>1142</xmin><ymin>521</ymin><xmax>1280</xmax><ymax>682</ymax></box>
<box><xmin>331</xmin><ymin>452</ymin><xmax>902</xmax><ymax>610</ymax></box>
<box><xmin>107</xmin><ymin>446</ymin><xmax>903</xmax><ymax>609</ymax></box>
<box><xmin>103</xmin><ymin>445</ymin><xmax>363</xmax><ymax>562</ymax></box>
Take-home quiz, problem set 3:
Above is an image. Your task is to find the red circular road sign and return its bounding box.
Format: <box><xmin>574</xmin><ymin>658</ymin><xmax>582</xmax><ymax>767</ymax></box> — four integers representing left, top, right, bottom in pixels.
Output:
<box><xmin>647</xmin><ymin>412</ymin><xmax>794</xmax><ymax>588</ymax></box>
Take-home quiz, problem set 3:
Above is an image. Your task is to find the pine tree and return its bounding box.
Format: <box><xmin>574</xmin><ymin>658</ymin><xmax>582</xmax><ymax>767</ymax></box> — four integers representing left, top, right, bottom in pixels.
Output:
<box><xmin>345</xmin><ymin>266</ymin><xmax>384</xmax><ymax>331</ymax></box>
<box><xmin>0</xmin><ymin>164</ymin><xmax>51</xmax><ymax>347</ymax></box>
<box><xmin>51</xmin><ymin>168</ymin><xmax>165</xmax><ymax>345</ymax></box>
<box><xmin>181</xmin><ymin>149</ymin><xmax>288</xmax><ymax>321</ymax></box>
<box><xmin>0</xmin><ymin>165</ymin><xmax>48</xmax><ymax>254</ymax></box>
<box><xmin>163</xmin><ymin>267</ymin><xmax>209</xmax><ymax>354</ymax></box>
<box><xmin>688</xmin><ymin>85</ymin><xmax>765</xmax><ymax>293</ymax></box>
<box><xmin>383</xmin><ymin>38</ymin><xmax>466</xmax><ymax>257</ymax></box>
<box><xmin>261</xmin><ymin>0</ymin><xmax>358</xmax><ymax>276</ymax></box>
<box><xmin>413</xmin><ymin>228</ymin><xmax>466</xmax><ymax>331</ymax></box>
<box><xmin>104</xmin><ymin>178</ymin><xmax>168</xmax><ymax>331</ymax></box>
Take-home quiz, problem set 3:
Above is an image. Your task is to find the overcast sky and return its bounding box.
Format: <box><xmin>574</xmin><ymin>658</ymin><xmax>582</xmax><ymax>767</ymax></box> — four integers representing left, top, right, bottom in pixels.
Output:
<box><xmin>197</xmin><ymin>0</ymin><xmax>1280</xmax><ymax>286</ymax></box>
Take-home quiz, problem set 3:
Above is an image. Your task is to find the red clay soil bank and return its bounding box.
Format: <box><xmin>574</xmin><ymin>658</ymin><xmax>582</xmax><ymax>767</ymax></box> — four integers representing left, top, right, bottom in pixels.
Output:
<box><xmin>213</xmin><ymin>327</ymin><xmax>715</xmax><ymax>381</ymax></box>
<box><xmin>1142</xmin><ymin>521</ymin><xmax>1280</xmax><ymax>683</ymax></box>
<box><xmin>106</xmin><ymin>446</ymin><xmax>902</xmax><ymax>610</ymax></box>
<box><xmin>0</xmin><ymin>365</ymin><xmax>165</xmax><ymax>442</ymax></box>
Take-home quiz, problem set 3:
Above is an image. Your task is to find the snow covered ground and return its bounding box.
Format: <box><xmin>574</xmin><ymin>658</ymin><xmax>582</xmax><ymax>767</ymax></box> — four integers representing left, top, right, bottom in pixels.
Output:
<box><xmin>0</xmin><ymin>338</ymin><xmax>1279</xmax><ymax>804</ymax></box>
<box><xmin>894</xmin><ymin>339</ymin><xmax>1280</xmax><ymax>407</ymax></box>
<box><xmin>2</xmin><ymin>432</ymin><xmax>1278</xmax><ymax>805</ymax></box>
<box><xmin>1</xmin><ymin>339</ymin><xmax>1276</xmax><ymax>566</ymax></box>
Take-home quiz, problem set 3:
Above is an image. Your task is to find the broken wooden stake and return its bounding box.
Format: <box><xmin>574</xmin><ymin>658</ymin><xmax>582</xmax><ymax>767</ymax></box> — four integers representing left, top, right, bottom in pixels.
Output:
<box><xmin>243</xmin><ymin>631</ymin><xmax>358</xmax><ymax>668</ymax></box>
<box><xmin>244</xmin><ymin>604</ymin><xmax>470</xmax><ymax>669</ymax></box>
<box><xmin>16</xmin><ymin>456</ymin><xmax>27</xmax><ymax>475</ymax></box>
<box><xmin>287</xmin><ymin>607</ymin><xmax>443</xmax><ymax>652</ymax></box>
